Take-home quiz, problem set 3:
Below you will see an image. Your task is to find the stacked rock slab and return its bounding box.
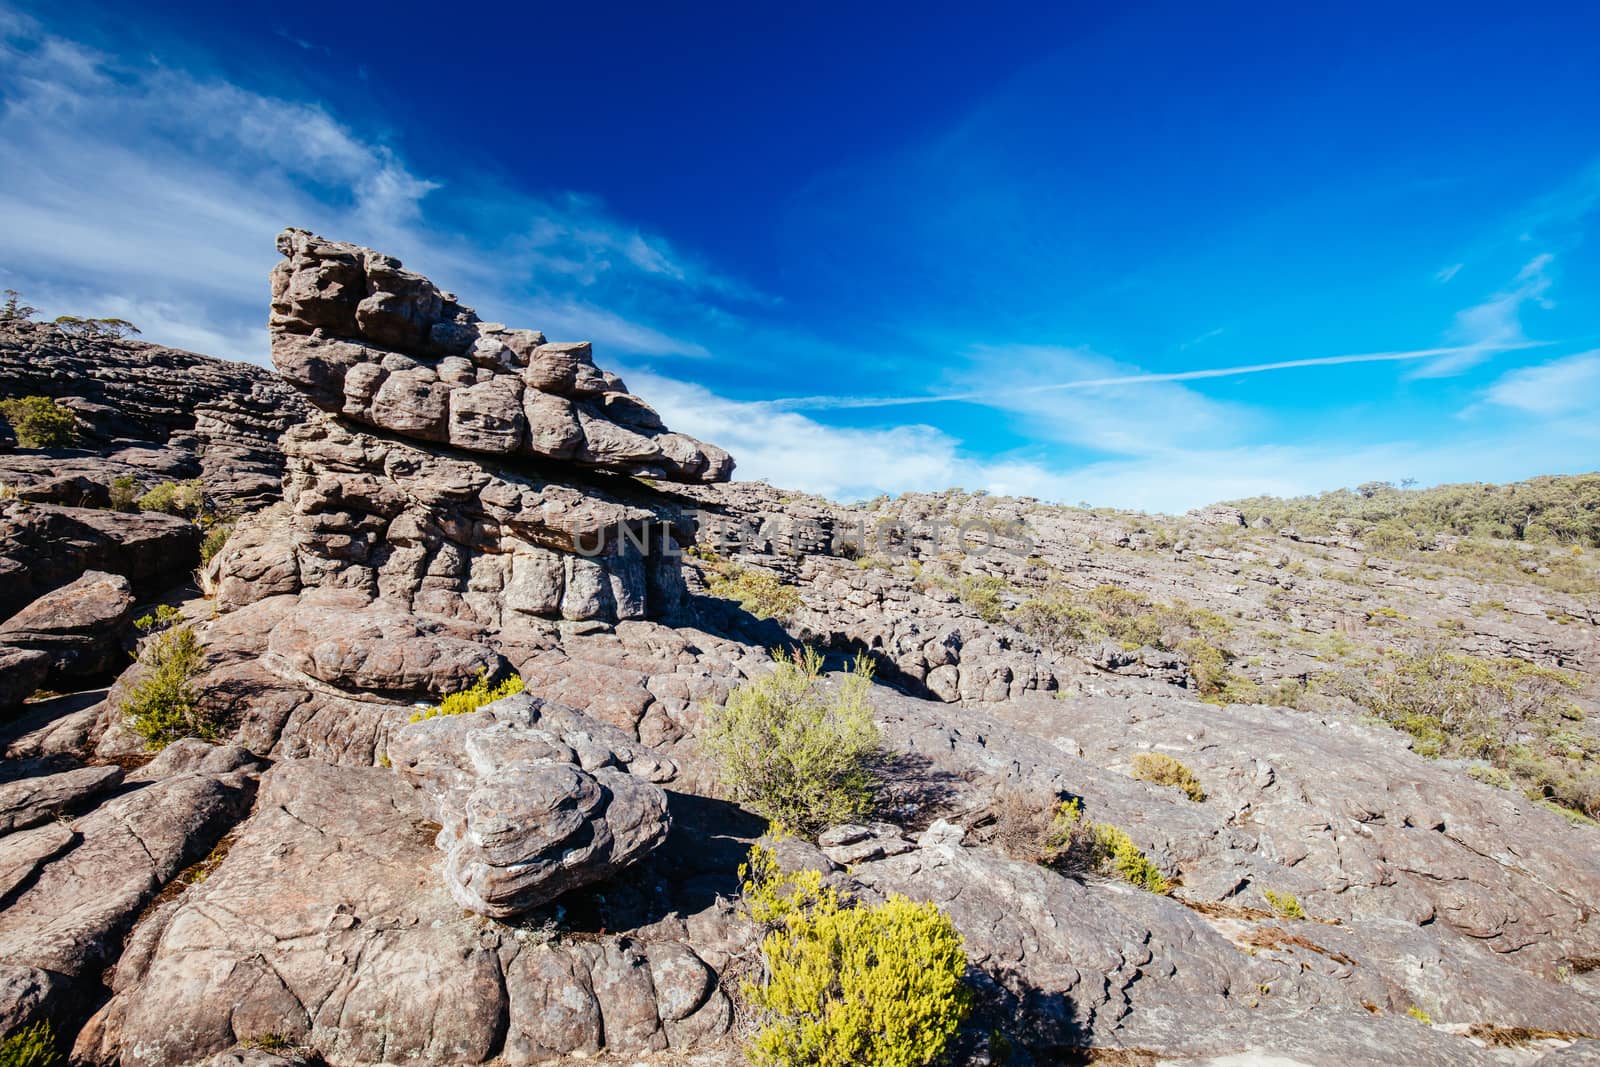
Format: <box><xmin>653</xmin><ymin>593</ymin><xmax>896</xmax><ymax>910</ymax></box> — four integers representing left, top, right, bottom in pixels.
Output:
<box><xmin>263</xmin><ymin>229</ymin><xmax>733</xmax><ymax>625</ymax></box>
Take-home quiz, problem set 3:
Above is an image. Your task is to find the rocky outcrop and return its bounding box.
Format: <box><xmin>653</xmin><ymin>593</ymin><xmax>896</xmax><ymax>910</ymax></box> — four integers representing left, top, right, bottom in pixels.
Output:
<box><xmin>388</xmin><ymin>692</ymin><xmax>675</xmax><ymax>917</ymax></box>
<box><xmin>207</xmin><ymin>229</ymin><xmax>737</xmax><ymax>625</ymax></box>
<box><xmin>76</xmin><ymin>758</ymin><xmax>736</xmax><ymax>1067</ymax></box>
<box><xmin>0</xmin><ymin>744</ymin><xmax>260</xmax><ymax>1034</ymax></box>
<box><xmin>270</xmin><ymin>229</ymin><xmax>732</xmax><ymax>481</ymax></box>
<box><xmin>0</xmin><ymin>319</ymin><xmax>308</xmax><ymax>511</ymax></box>
<box><xmin>0</xmin><ymin>501</ymin><xmax>199</xmax><ymax>619</ymax></box>
<box><xmin>0</xmin><ymin>570</ymin><xmax>135</xmax><ymax>682</ymax></box>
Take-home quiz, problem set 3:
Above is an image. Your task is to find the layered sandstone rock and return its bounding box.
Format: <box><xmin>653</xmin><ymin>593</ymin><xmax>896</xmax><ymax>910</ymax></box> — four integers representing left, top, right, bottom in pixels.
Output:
<box><xmin>388</xmin><ymin>692</ymin><xmax>675</xmax><ymax>917</ymax></box>
<box><xmin>269</xmin><ymin>229</ymin><xmax>732</xmax><ymax>481</ymax></box>
<box><xmin>218</xmin><ymin>229</ymin><xmax>735</xmax><ymax>626</ymax></box>
<box><xmin>0</xmin><ymin>318</ymin><xmax>307</xmax><ymax>511</ymax></box>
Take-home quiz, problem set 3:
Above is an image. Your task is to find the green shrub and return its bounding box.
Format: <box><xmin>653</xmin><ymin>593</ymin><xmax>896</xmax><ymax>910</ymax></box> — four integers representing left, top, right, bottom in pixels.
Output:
<box><xmin>1262</xmin><ymin>888</ymin><xmax>1306</xmax><ymax>918</ymax></box>
<box><xmin>957</xmin><ymin>575</ymin><xmax>1009</xmax><ymax>623</ymax></box>
<box><xmin>1467</xmin><ymin>765</ymin><xmax>1513</xmax><ymax>790</ymax></box>
<box><xmin>200</xmin><ymin>522</ymin><xmax>233</xmax><ymax>564</ymax></box>
<box><xmin>0</xmin><ymin>1020</ymin><xmax>60</xmax><ymax>1066</ymax></box>
<box><xmin>137</xmin><ymin>478</ymin><xmax>206</xmax><ymax>518</ymax></box>
<box><xmin>0</xmin><ymin>396</ymin><xmax>77</xmax><ymax>448</ymax></box>
<box><xmin>1407</xmin><ymin>1005</ymin><xmax>1433</xmax><ymax>1025</ymax></box>
<box><xmin>706</xmin><ymin>562</ymin><xmax>802</xmax><ymax>621</ymax></box>
<box><xmin>0</xmin><ymin>1021</ymin><xmax>59</xmax><ymax>1067</ymax></box>
<box><xmin>1179</xmin><ymin>638</ymin><xmax>1260</xmax><ymax>705</ymax></box>
<box><xmin>133</xmin><ymin>604</ymin><xmax>184</xmax><ymax>634</ymax></box>
<box><xmin>1042</xmin><ymin>799</ymin><xmax>1170</xmax><ymax>893</ymax></box>
<box><xmin>121</xmin><ymin>625</ymin><xmax>214</xmax><ymax>749</ymax></box>
<box><xmin>1129</xmin><ymin>753</ymin><xmax>1206</xmax><ymax>802</ymax></box>
<box><xmin>108</xmin><ymin>475</ymin><xmax>140</xmax><ymax>512</ymax></box>
<box><xmin>410</xmin><ymin>671</ymin><xmax>525</xmax><ymax>722</ymax></box>
<box><xmin>740</xmin><ymin>844</ymin><xmax>970</xmax><ymax>1067</ymax></box>
<box><xmin>703</xmin><ymin>647</ymin><xmax>879</xmax><ymax>837</ymax></box>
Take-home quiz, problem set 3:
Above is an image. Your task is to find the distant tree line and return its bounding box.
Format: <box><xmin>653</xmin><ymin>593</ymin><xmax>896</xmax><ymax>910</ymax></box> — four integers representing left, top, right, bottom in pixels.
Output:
<box><xmin>1226</xmin><ymin>474</ymin><xmax>1600</xmax><ymax>547</ymax></box>
<box><xmin>2</xmin><ymin>288</ymin><xmax>140</xmax><ymax>339</ymax></box>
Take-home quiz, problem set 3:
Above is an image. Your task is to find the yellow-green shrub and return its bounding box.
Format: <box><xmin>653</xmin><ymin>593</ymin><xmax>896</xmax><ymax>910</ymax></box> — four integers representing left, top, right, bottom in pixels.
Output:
<box><xmin>703</xmin><ymin>647</ymin><xmax>879</xmax><ymax>837</ymax></box>
<box><xmin>137</xmin><ymin>478</ymin><xmax>206</xmax><ymax>518</ymax></box>
<box><xmin>740</xmin><ymin>845</ymin><xmax>970</xmax><ymax>1067</ymax></box>
<box><xmin>706</xmin><ymin>563</ymin><xmax>802</xmax><ymax>621</ymax></box>
<box><xmin>410</xmin><ymin>671</ymin><xmax>525</xmax><ymax>722</ymax></box>
<box><xmin>0</xmin><ymin>396</ymin><xmax>77</xmax><ymax>449</ymax></box>
<box><xmin>122</xmin><ymin>625</ymin><xmax>215</xmax><ymax>749</ymax></box>
<box><xmin>1262</xmin><ymin>888</ymin><xmax>1305</xmax><ymax>919</ymax></box>
<box><xmin>1043</xmin><ymin>799</ymin><xmax>1169</xmax><ymax>893</ymax></box>
<box><xmin>200</xmin><ymin>522</ymin><xmax>233</xmax><ymax>564</ymax></box>
<box><xmin>0</xmin><ymin>1020</ymin><xmax>60</xmax><ymax>1066</ymax></box>
<box><xmin>1129</xmin><ymin>753</ymin><xmax>1206</xmax><ymax>802</ymax></box>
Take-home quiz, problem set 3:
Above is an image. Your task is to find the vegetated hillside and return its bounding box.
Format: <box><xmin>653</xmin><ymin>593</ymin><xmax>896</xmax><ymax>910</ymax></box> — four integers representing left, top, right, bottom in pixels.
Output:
<box><xmin>685</xmin><ymin>477</ymin><xmax>1600</xmax><ymax>822</ymax></box>
<box><xmin>1225</xmin><ymin>473</ymin><xmax>1600</xmax><ymax>547</ymax></box>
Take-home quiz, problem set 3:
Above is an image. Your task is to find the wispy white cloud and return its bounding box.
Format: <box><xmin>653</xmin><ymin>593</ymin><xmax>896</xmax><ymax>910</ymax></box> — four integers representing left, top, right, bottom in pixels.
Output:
<box><xmin>630</xmin><ymin>365</ymin><xmax>1600</xmax><ymax>511</ymax></box>
<box><xmin>1479</xmin><ymin>350</ymin><xmax>1600</xmax><ymax>417</ymax></box>
<box><xmin>1411</xmin><ymin>253</ymin><xmax>1555</xmax><ymax>377</ymax></box>
<box><xmin>1435</xmin><ymin>262</ymin><xmax>1464</xmax><ymax>283</ymax></box>
<box><xmin>764</xmin><ymin>340</ymin><xmax>1547</xmax><ymax>413</ymax></box>
<box><xmin>0</xmin><ymin>7</ymin><xmax>748</xmax><ymax>364</ymax></box>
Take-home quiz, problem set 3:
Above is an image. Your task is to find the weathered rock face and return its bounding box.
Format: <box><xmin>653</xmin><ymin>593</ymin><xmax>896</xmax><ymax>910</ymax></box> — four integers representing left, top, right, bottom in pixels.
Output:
<box><xmin>270</xmin><ymin>229</ymin><xmax>732</xmax><ymax>482</ymax></box>
<box><xmin>388</xmin><ymin>692</ymin><xmax>675</xmax><ymax>917</ymax></box>
<box><xmin>76</xmin><ymin>758</ymin><xmax>737</xmax><ymax>1067</ymax></box>
<box><xmin>0</xmin><ymin>319</ymin><xmax>308</xmax><ymax>511</ymax></box>
<box><xmin>0</xmin><ymin>570</ymin><xmax>135</xmax><ymax>682</ymax></box>
<box><xmin>0</xmin><ymin>646</ymin><xmax>50</xmax><ymax>716</ymax></box>
<box><xmin>234</xmin><ymin>229</ymin><xmax>736</xmax><ymax>625</ymax></box>
<box><xmin>0</xmin><ymin>501</ymin><xmax>199</xmax><ymax>620</ymax></box>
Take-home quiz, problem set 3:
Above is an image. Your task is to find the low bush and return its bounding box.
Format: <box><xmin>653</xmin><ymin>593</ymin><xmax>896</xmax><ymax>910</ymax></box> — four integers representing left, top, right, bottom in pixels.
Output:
<box><xmin>706</xmin><ymin>562</ymin><xmax>802</xmax><ymax>621</ymax></box>
<box><xmin>1129</xmin><ymin>753</ymin><xmax>1206</xmax><ymax>802</ymax></box>
<box><xmin>739</xmin><ymin>844</ymin><xmax>970</xmax><ymax>1067</ymax></box>
<box><xmin>137</xmin><ymin>478</ymin><xmax>206</xmax><ymax>518</ymax></box>
<box><xmin>133</xmin><ymin>604</ymin><xmax>184</xmax><ymax>634</ymax></box>
<box><xmin>410</xmin><ymin>671</ymin><xmax>525</xmax><ymax>722</ymax></box>
<box><xmin>1262</xmin><ymin>888</ymin><xmax>1306</xmax><ymax>918</ymax></box>
<box><xmin>0</xmin><ymin>1020</ymin><xmax>59</xmax><ymax>1066</ymax></box>
<box><xmin>200</xmin><ymin>522</ymin><xmax>233</xmax><ymax>564</ymax></box>
<box><xmin>1011</xmin><ymin>585</ymin><xmax>1254</xmax><ymax>700</ymax></box>
<box><xmin>121</xmin><ymin>625</ymin><xmax>214</xmax><ymax>749</ymax></box>
<box><xmin>703</xmin><ymin>647</ymin><xmax>879</xmax><ymax>837</ymax></box>
<box><xmin>1042</xmin><ymin>798</ymin><xmax>1170</xmax><ymax>893</ymax></box>
<box><xmin>0</xmin><ymin>395</ymin><xmax>77</xmax><ymax>448</ymax></box>
<box><xmin>108</xmin><ymin>475</ymin><xmax>140</xmax><ymax>512</ymax></box>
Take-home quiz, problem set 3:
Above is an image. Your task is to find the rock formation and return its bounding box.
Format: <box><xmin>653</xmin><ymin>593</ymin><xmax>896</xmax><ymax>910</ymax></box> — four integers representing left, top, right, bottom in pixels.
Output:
<box><xmin>388</xmin><ymin>692</ymin><xmax>675</xmax><ymax>917</ymax></box>
<box><xmin>230</xmin><ymin>228</ymin><xmax>734</xmax><ymax>626</ymax></box>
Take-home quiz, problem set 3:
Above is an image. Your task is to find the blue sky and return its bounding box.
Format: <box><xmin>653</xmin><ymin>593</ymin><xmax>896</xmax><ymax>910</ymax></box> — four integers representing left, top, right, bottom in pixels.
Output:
<box><xmin>2</xmin><ymin>1</ymin><xmax>1598</xmax><ymax>511</ymax></box>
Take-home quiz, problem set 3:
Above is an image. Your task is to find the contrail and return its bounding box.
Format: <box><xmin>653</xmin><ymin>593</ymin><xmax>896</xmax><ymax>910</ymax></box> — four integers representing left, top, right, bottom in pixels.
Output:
<box><xmin>763</xmin><ymin>341</ymin><xmax>1549</xmax><ymax>412</ymax></box>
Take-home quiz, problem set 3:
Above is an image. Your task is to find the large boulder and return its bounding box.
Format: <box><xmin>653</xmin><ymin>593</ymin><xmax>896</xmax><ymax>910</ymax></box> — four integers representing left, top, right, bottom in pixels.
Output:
<box><xmin>0</xmin><ymin>502</ymin><xmax>199</xmax><ymax>620</ymax></box>
<box><xmin>0</xmin><ymin>570</ymin><xmax>135</xmax><ymax>681</ymax></box>
<box><xmin>387</xmin><ymin>692</ymin><xmax>675</xmax><ymax>916</ymax></box>
<box><xmin>75</xmin><ymin>758</ymin><xmax>734</xmax><ymax>1067</ymax></box>
<box><xmin>0</xmin><ymin>646</ymin><xmax>50</xmax><ymax>716</ymax></box>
